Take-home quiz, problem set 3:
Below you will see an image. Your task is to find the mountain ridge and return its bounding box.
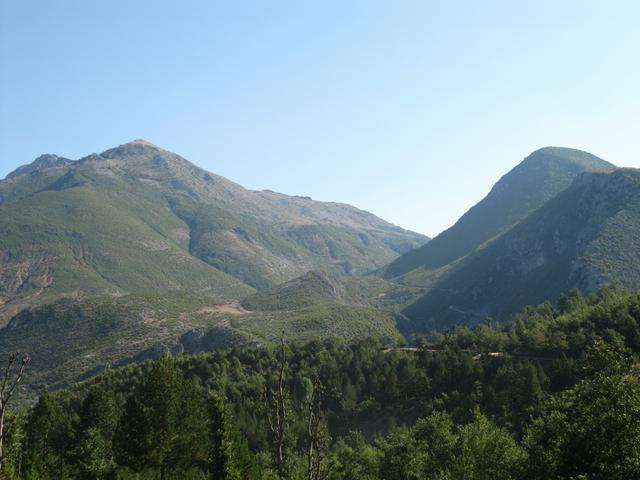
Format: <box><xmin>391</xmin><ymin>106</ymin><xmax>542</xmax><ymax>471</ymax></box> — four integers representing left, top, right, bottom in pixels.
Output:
<box><xmin>383</xmin><ymin>146</ymin><xmax>615</xmax><ymax>279</ymax></box>
<box><xmin>0</xmin><ymin>140</ymin><xmax>427</xmax><ymax>320</ymax></box>
<box><xmin>403</xmin><ymin>167</ymin><xmax>640</xmax><ymax>330</ymax></box>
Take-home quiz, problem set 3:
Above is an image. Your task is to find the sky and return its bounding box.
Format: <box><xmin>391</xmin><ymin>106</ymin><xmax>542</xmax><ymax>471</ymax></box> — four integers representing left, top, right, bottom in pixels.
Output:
<box><xmin>1</xmin><ymin>1</ymin><xmax>639</xmax><ymax>237</ymax></box>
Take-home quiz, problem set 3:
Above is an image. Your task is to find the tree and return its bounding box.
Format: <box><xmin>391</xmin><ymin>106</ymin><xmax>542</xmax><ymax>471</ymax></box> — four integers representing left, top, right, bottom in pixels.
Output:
<box><xmin>326</xmin><ymin>432</ymin><xmax>380</xmax><ymax>480</ymax></box>
<box><xmin>2</xmin><ymin>411</ymin><xmax>26</xmax><ymax>480</ymax></box>
<box><xmin>75</xmin><ymin>386</ymin><xmax>119</xmax><ymax>479</ymax></box>
<box><xmin>411</xmin><ymin>411</ymin><xmax>457</xmax><ymax>477</ymax></box>
<box><xmin>377</xmin><ymin>426</ymin><xmax>427</xmax><ymax>480</ymax></box>
<box><xmin>115</xmin><ymin>356</ymin><xmax>208</xmax><ymax>479</ymax></box>
<box><xmin>207</xmin><ymin>391</ymin><xmax>241</xmax><ymax>480</ymax></box>
<box><xmin>377</xmin><ymin>411</ymin><xmax>457</xmax><ymax>480</ymax></box>
<box><xmin>0</xmin><ymin>351</ymin><xmax>29</xmax><ymax>475</ymax></box>
<box><xmin>451</xmin><ymin>409</ymin><xmax>524</xmax><ymax>480</ymax></box>
<box><xmin>24</xmin><ymin>393</ymin><xmax>74</xmax><ymax>479</ymax></box>
<box><xmin>525</xmin><ymin>341</ymin><xmax>640</xmax><ymax>479</ymax></box>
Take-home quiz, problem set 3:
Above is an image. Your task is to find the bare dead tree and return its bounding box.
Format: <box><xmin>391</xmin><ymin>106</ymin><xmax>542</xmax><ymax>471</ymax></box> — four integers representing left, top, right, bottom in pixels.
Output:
<box><xmin>306</xmin><ymin>372</ymin><xmax>327</xmax><ymax>480</ymax></box>
<box><xmin>265</xmin><ymin>331</ymin><xmax>288</xmax><ymax>479</ymax></box>
<box><xmin>0</xmin><ymin>352</ymin><xmax>30</xmax><ymax>475</ymax></box>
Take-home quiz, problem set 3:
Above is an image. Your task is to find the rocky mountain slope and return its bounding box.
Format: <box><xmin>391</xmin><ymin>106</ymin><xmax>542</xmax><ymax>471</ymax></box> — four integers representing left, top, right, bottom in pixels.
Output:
<box><xmin>403</xmin><ymin>168</ymin><xmax>640</xmax><ymax>330</ymax></box>
<box><xmin>0</xmin><ymin>140</ymin><xmax>424</xmax><ymax>390</ymax></box>
<box><xmin>383</xmin><ymin>147</ymin><xmax>614</xmax><ymax>279</ymax></box>
<box><xmin>0</xmin><ymin>140</ymin><xmax>427</xmax><ymax>321</ymax></box>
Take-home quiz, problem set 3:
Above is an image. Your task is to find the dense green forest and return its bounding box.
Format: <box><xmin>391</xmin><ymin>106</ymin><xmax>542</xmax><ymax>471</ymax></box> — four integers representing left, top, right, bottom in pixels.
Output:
<box><xmin>2</xmin><ymin>288</ymin><xmax>640</xmax><ymax>479</ymax></box>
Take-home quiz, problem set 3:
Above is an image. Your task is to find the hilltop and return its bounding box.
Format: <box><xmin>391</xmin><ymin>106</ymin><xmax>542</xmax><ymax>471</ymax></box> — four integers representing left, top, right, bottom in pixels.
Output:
<box><xmin>383</xmin><ymin>147</ymin><xmax>614</xmax><ymax>279</ymax></box>
<box><xmin>403</xmin><ymin>168</ymin><xmax>640</xmax><ymax>329</ymax></box>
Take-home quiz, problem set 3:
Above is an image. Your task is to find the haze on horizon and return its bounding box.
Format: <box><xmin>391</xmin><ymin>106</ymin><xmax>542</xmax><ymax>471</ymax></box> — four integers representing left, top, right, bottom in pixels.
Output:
<box><xmin>1</xmin><ymin>1</ymin><xmax>639</xmax><ymax>237</ymax></box>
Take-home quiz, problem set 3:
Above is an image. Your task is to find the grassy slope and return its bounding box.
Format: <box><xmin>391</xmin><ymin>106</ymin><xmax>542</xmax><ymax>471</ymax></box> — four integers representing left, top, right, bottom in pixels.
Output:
<box><xmin>240</xmin><ymin>269</ymin><xmax>429</xmax><ymax>315</ymax></box>
<box><xmin>0</xmin><ymin>183</ymin><xmax>253</xmax><ymax>317</ymax></box>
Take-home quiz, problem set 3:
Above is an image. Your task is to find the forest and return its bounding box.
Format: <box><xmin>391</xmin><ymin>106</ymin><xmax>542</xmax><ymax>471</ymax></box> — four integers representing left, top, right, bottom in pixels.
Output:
<box><xmin>2</xmin><ymin>287</ymin><xmax>640</xmax><ymax>479</ymax></box>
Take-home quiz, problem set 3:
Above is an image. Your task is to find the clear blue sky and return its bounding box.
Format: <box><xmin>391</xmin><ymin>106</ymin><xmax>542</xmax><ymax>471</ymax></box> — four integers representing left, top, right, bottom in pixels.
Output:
<box><xmin>1</xmin><ymin>1</ymin><xmax>639</xmax><ymax>236</ymax></box>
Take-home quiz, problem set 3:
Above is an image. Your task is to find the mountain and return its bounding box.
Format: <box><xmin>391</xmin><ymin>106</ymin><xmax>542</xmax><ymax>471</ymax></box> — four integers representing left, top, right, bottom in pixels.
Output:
<box><xmin>383</xmin><ymin>147</ymin><xmax>615</xmax><ymax>279</ymax></box>
<box><xmin>241</xmin><ymin>271</ymin><xmax>351</xmax><ymax>311</ymax></box>
<box><xmin>6</xmin><ymin>140</ymin><xmax>635</xmax><ymax>392</ymax></box>
<box><xmin>0</xmin><ymin>140</ymin><xmax>427</xmax><ymax>320</ymax></box>
<box><xmin>5</xmin><ymin>153</ymin><xmax>73</xmax><ymax>179</ymax></box>
<box><xmin>403</xmin><ymin>168</ymin><xmax>640</xmax><ymax>330</ymax></box>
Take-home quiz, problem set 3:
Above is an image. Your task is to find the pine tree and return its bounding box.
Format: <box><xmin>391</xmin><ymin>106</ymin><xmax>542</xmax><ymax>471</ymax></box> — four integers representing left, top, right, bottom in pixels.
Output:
<box><xmin>115</xmin><ymin>356</ymin><xmax>208</xmax><ymax>479</ymax></box>
<box><xmin>75</xmin><ymin>386</ymin><xmax>119</xmax><ymax>479</ymax></box>
<box><xmin>24</xmin><ymin>393</ymin><xmax>74</xmax><ymax>479</ymax></box>
<box><xmin>207</xmin><ymin>391</ymin><xmax>241</xmax><ymax>480</ymax></box>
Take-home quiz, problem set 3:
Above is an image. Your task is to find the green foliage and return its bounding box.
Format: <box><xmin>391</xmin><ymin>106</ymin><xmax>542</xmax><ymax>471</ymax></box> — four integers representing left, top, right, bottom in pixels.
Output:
<box><xmin>6</xmin><ymin>288</ymin><xmax>640</xmax><ymax>479</ymax></box>
<box><xmin>207</xmin><ymin>391</ymin><xmax>247</xmax><ymax>480</ymax></box>
<box><xmin>23</xmin><ymin>394</ymin><xmax>74</xmax><ymax>479</ymax></box>
<box><xmin>75</xmin><ymin>386</ymin><xmax>119</xmax><ymax>479</ymax></box>
<box><xmin>2</xmin><ymin>412</ymin><xmax>26</xmax><ymax>480</ymax></box>
<box><xmin>326</xmin><ymin>432</ymin><xmax>381</xmax><ymax>480</ymax></box>
<box><xmin>372</xmin><ymin>409</ymin><xmax>524</xmax><ymax>480</ymax></box>
<box><xmin>115</xmin><ymin>357</ymin><xmax>209</xmax><ymax>477</ymax></box>
<box><xmin>525</xmin><ymin>341</ymin><xmax>640</xmax><ymax>480</ymax></box>
<box><xmin>452</xmin><ymin>409</ymin><xmax>524</xmax><ymax>480</ymax></box>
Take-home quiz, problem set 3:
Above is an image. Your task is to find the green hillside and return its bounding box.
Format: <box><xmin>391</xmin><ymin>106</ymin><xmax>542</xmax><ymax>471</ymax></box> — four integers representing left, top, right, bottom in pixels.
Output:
<box><xmin>383</xmin><ymin>147</ymin><xmax>614</xmax><ymax>279</ymax></box>
<box><xmin>0</xmin><ymin>292</ymin><xmax>404</xmax><ymax>393</ymax></box>
<box><xmin>241</xmin><ymin>271</ymin><xmax>348</xmax><ymax>311</ymax></box>
<box><xmin>403</xmin><ymin>168</ymin><xmax>640</xmax><ymax>330</ymax></box>
<box><xmin>0</xmin><ymin>293</ymin><xmax>230</xmax><ymax>391</ymax></box>
<box><xmin>240</xmin><ymin>269</ymin><xmax>429</xmax><ymax>315</ymax></box>
<box><xmin>0</xmin><ymin>140</ymin><xmax>426</xmax><ymax>320</ymax></box>
<box><xmin>230</xmin><ymin>303</ymin><xmax>403</xmax><ymax>345</ymax></box>
<box><xmin>0</xmin><ymin>183</ymin><xmax>253</xmax><ymax>316</ymax></box>
<box><xmin>7</xmin><ymin>289</ymin><xmax>640</xmax><ymax>480</ymax></box>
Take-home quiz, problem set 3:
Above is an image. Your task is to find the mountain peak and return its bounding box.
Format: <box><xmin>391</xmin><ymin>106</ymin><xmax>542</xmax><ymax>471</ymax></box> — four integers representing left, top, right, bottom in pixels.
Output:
<box><xmin>6</xmin><ymin>153</ymin><xmax>73</xmax><ymax>179</ymax></box>
<box><xmin>125</xmin><ymin>138</ymin><xmax>157</xmax><ymax>147</ymax></box>
<box><xmin>383</xmin><ymin>147</ymin><xmax>615</xmax><ymax>278</ymax></box>
<box><xmin>33</xmin><ymin>153</ymin><xmax>61</xmax><ymax>163</ymax></box>
<box><xmin>530</xmin><ymin>146</ymin><xmax>585</xmax><ymax>155</ymax></box>
<box><xmin>99</xmin><ymin>139</ymin><xmax>163</xmax><ymax>160</ymax></box>
<box><xmin>403</xmin><ymin>165</ymin><xmax>640</xmax><ymax>329</ymax></box>
<box><xmin>522</xmin><ymin>146</ymin><xmax>615</xmax><ymax>171</ymax></box>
